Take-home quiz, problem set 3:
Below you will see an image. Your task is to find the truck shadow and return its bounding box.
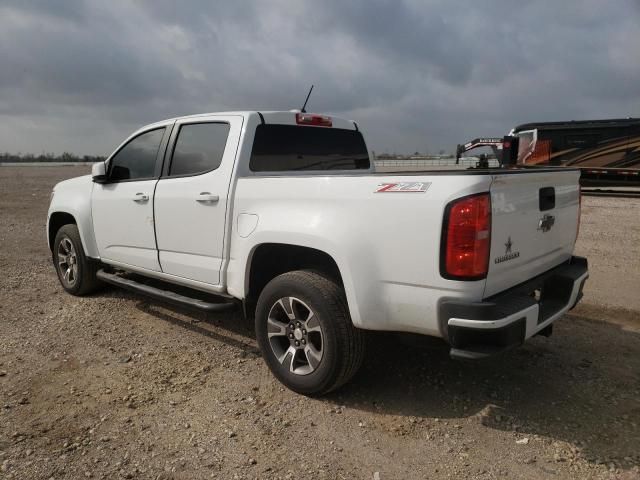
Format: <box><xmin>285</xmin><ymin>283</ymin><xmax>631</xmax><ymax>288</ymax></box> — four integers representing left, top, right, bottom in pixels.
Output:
<box><xmin>333</xmin><ymin>311</ymin><xmax>640</xmax><ymax>467</ymax></box>
<box><xmin>128</xmin><ymin>292</ymin><xmax>639</xmax><ymax>467</ymax></box>
<box><xmin>131</xmin><ymin>299</ymin><xmax>261</xmax><ymax>357</ymax></box>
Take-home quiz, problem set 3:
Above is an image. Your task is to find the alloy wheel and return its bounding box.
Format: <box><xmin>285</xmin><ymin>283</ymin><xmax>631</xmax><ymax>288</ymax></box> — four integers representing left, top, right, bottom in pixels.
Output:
<box><xmin>266</xmin><ymin>296</ymin><xmax>324</xmax><ymax>375</ymax></box>
<box><xmin>57</xmin><ymin>237</ymin><xmax>78</xmax><ymax>287</ymax></box>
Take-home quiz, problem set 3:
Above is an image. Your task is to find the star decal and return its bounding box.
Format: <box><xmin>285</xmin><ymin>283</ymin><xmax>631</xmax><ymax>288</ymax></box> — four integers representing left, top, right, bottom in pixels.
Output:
<box><xmin>505</xmin><ymin>236</ymin><xmax>513</xmax><ymax>254</ymax></box>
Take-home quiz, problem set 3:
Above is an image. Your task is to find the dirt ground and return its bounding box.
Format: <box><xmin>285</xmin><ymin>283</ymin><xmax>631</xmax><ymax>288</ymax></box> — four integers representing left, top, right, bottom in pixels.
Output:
<box><xmin>1</xmin><ymin>166</ymin><xmax>639</xmax><ymax>480</ymax></box>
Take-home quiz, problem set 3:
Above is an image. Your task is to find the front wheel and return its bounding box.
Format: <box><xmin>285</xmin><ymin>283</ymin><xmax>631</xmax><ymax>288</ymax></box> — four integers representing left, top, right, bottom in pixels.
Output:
<box><xmin>53</xmin><ymin>224</ymin><xmax>102</xmax><ymax>296</ymax></box>
<box><xmin>255</xmin><ymin>270</ymin><xmax>365</xmax><ymax>396</ymax></box>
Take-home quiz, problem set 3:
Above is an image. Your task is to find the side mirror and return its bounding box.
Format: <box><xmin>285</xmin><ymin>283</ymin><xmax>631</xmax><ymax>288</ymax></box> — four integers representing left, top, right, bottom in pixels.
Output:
<box><xmin>92</xmin><ymin>162</ymin><xmax>108</xmax><ymax>183</ymax></box>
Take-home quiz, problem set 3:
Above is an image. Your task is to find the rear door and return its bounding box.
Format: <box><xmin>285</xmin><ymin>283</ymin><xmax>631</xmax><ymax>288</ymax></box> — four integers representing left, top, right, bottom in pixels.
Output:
<box><xmin>153</xmin><ymin>115</ymin><xmax>243</xmax><ymax>285</ymax></box>
<box><xmin>484</xmin><ymin>169</ymin><xmax>580</xmax><ymax>297</ymax></box>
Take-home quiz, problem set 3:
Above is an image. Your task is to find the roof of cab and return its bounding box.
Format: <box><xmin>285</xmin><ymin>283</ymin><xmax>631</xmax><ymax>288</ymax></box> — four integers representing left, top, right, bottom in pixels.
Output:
<box><xmin>142</xmin><ymin>111</ymin><xmax>358</xmax><ymax>131</ymax></box>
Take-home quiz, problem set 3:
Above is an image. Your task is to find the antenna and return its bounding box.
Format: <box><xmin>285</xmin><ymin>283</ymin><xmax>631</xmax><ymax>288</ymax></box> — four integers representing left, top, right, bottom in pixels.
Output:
<box><xmin>300</xmin><ymin>85</ymin><xmax>314</xmax><ymax>113</ymax></box>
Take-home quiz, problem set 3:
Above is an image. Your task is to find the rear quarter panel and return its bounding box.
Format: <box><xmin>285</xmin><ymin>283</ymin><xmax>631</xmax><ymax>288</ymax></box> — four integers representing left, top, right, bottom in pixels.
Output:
<box><xmin>227</xmin><ymin>173</ymin><xmax>493</xmax><ymax>336</ymax></box>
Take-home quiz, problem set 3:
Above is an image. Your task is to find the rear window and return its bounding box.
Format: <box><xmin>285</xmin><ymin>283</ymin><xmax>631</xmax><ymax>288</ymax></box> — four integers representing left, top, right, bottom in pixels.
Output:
<box><xmin>249</xmin><ymin>124</ymin><xmax>370</xmax><ymax>172</ymax></box>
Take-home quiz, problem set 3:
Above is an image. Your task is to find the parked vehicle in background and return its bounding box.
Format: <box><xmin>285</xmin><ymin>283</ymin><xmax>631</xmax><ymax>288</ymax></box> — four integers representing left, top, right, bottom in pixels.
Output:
<box><xmin>47</xmin><ymin>110</ymin><xmax>588</xmax><ymax>395</ymax></box>
<box><xmin>510</xmin><ymin>117</ymin><xmax>640</xmax><ymax>186</ymax></box>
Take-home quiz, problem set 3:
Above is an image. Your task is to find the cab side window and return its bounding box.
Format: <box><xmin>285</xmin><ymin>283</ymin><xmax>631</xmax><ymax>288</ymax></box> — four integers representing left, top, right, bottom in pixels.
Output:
<box><xmin>109</xmin><ymin>128</ymin><xmax>165</xmax><ymax>181</ymax></box>
<box><xmin>168</xmin><ymin>123</ymin><xmax>230</xmax><ymax>177</ymax></box>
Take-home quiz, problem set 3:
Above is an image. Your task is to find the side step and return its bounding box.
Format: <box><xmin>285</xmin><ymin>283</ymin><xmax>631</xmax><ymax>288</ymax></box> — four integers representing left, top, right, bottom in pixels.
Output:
<box><xmin>96</xmin><ymin>269</ymin><xmax>236</xmax><ymax>313</ymax></box>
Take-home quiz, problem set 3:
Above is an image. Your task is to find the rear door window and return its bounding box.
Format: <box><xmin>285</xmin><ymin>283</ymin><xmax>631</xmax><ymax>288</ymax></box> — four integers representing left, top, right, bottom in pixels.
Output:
<box><xmin>109</xmin><ymin>128</ymin><xmax>165</xmax><ymax>181</ymax></box>
<box><xmin>250</xmin><ymin>125</ymin><xmax>370</xmax><ymax>172</ymax></box>
<box><xmin>169</xmin><ymin>123</ymin><xmax>230</xmax><ymax>176</ymax></box>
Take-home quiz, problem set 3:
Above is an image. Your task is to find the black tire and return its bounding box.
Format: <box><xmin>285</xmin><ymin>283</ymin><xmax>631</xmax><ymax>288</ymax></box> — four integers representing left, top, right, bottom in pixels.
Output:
<box><xmin>255</xmin><ymin>270</ymin><xmax>365</xmax><ymax>396</ymax></box>
<box><xmin>52</xmin><ymin>224</ymin><xmax>102</xmax><ymax>296</ymax></box>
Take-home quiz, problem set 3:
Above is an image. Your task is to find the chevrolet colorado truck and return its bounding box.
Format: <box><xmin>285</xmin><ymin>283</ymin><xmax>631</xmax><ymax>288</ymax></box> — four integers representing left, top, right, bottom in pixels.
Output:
<box><xmin>47</xmin><ymin>110</ymin><xmax>588</xmax><ymax>395</ymax></box>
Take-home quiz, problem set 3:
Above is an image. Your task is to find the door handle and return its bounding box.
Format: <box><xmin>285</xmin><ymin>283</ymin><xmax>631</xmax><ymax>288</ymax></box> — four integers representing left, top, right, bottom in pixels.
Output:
<box><xmin>196</xmin><ymin>192</ymin><xmax>219</xmax><ymax>203</ymax></box>
<box><xmin>133</xmin><ymin>193</ymin><xmax>149</xmax><ymax>202</ymax></box>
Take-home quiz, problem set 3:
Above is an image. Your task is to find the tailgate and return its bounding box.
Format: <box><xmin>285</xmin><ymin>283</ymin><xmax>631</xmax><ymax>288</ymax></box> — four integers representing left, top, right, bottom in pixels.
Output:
<box><xmin>484</xmin><ymin>169</ymin><xmax>581</xmax><ymax>297</ymax></box>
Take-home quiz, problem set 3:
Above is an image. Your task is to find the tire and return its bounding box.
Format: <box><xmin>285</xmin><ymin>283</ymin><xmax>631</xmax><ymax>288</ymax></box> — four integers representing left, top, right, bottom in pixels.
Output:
<box><xmin>255</xmin><ymin>270</ymin><xmax>365</xmax><ymax>396</ymax></box>
<box><xmin>52</xmin><ymin>224</ymin><xmax>102</xmax><ymax>296</ymax></box>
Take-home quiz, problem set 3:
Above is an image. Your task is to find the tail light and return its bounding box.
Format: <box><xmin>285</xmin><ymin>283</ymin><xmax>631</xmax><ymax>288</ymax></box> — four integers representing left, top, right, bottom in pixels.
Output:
<box><xmin>296</xmin><ymin>113</ymin><xmax>332</xmax><ymax>127</ymax></box>
<box><xmin>441</xmin><ymin>193</ymin><xmax>491</xmax><ymax>280</ymax></box>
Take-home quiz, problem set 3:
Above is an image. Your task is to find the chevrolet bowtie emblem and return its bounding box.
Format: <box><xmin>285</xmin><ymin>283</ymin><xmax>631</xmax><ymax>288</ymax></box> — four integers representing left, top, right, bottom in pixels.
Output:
<box><xmin>538</xmin><ymin>214</ymin><xmax>555</xmax><ymax>232</ymax></box>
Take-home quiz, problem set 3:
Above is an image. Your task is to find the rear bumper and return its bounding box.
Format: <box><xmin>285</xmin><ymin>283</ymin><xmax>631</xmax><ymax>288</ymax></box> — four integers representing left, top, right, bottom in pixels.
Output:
<box><xmin>439</xmin><ymin>256</ymin><xmax>588</xmax><ymax>360</ymax></box>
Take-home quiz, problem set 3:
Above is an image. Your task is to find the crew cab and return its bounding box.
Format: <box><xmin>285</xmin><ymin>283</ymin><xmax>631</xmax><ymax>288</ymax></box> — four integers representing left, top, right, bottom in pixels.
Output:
<box><xmin>47</xmin><ymin>110</ymin><xmax>588</xmax><ymax>395</ymax></box>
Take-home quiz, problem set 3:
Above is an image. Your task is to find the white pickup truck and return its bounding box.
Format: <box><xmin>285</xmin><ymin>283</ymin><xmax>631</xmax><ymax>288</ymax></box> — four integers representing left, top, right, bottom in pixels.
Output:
<box><xmin>47</xmin><ymin>110</ymin><xmax>588</xmax><ymax>395</ymax></box>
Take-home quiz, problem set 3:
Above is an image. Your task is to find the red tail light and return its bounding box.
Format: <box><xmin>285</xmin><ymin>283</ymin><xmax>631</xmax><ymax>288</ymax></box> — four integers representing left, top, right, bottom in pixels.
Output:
<box><xmin>296</xmin><ymin>113</ymin><xmax>332</xmax><ymax>127</ymax></box>
<box><xmin>441</xmin><ymin>193</ymin><xmax>491</xmax><ymax>280</ymax></box>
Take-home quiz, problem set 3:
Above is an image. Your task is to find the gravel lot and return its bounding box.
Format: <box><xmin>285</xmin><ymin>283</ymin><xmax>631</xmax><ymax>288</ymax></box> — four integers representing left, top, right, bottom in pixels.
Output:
<box><xmin>1</xmin><ymin>166</ymin><xmax>639</xmax><ymax>480</ymax></box>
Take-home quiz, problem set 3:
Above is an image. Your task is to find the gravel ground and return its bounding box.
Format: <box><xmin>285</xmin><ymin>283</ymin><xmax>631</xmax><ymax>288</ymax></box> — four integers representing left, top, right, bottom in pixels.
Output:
<box><xmin>1</xmin><ymin>166</ymin><xmax>639</xmax><ymax>480</ymax></box>
<box><xmin>574</xmin><ymin>193</ymin><xmax>640</xmax><ymax>311</ymax></box>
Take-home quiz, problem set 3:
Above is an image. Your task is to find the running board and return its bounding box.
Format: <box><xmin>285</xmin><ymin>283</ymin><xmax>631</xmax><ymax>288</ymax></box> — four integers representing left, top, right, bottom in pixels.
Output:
<box><xmin>96</xmin><ymin>269</ymin><xmax>236</xmax><ymax>313</ymax></box>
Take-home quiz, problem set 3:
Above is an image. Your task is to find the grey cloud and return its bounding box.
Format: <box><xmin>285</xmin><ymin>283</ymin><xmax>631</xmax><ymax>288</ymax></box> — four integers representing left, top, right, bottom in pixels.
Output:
<box><xmin>2</xmin><ymin>0</ymin><xmax>89</xmax><ymax>23</ymax></box>
<box><xmin>0</xmin><ymin>0</ymin><xmax>638</xmax><ymax>155</ymax></box>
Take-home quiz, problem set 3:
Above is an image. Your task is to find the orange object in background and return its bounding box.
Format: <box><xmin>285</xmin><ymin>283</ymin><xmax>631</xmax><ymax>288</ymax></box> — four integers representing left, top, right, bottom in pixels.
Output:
<box><xmin>529</xmin><ymin>139</ymin><xmax>551</xmax><ymax>164</ymax></box>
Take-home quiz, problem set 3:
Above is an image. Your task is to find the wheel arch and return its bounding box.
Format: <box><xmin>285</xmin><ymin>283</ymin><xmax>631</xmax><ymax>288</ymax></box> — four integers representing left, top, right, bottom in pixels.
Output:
<box><xmin>48</xmin><ymin>210</ymin><xmax>99</xmax><ymax>260</ymax></box>
<box><xmin>48</xmin><ymin>211</ymin><xmax>77</xmax><ymax>250</ymax></box>
<box><xmin>243</xmin><ymin>243</ymin><xmax>360</xmax><ymax>324</ymax></box>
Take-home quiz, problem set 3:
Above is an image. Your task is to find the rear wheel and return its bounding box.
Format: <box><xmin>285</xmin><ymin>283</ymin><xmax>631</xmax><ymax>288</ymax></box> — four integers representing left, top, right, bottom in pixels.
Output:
<box><xmin>255</xmin><ymin>270</ymin><xmax>365</xmax><ymax>396</ymax></box>
<box><xmin>53</xmin><ymin>224</ymin><xmax>102</xmax><ymax>296</ymax></box>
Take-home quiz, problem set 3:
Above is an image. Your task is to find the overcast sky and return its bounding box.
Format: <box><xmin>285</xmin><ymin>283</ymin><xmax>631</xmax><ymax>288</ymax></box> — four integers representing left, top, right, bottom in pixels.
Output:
<box><xmin>1</xmin><ymin>0</ymin><xmax>639</xmax><ymax>156</ymax></box>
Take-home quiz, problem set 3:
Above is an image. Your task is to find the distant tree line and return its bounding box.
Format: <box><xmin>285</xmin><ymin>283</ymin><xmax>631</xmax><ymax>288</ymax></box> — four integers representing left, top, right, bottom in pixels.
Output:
<box><xmin>0</xmin><ymin>152</ymin><xmax>106</xmax><ymax>163</ymax></box>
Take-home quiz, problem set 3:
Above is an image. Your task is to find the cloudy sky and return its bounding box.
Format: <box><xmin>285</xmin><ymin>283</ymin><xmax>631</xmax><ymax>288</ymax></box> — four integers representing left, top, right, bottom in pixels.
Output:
<box><xmin>1</xmin><ymin>0</ymin><xmax>639</xmax><ymax>156</ymax></box>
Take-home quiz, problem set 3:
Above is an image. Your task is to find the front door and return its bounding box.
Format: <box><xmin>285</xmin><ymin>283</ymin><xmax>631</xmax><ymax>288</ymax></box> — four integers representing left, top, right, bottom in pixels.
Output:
<box><xmin>92</xmin><ymin>126</ymin><xmax>169</xmax><ymax>271</ymax></box>
<box><xmin>153</xmin><ymin>115</ymin><xmax>243</xmax><ymax>284</ymax></box>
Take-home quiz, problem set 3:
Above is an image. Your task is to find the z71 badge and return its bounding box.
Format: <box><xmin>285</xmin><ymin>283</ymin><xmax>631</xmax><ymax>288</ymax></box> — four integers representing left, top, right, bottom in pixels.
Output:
<box><xmin>375</xmin><ymin>182</ymin><xmax>431</xmax><ymax>193</ymax></box>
